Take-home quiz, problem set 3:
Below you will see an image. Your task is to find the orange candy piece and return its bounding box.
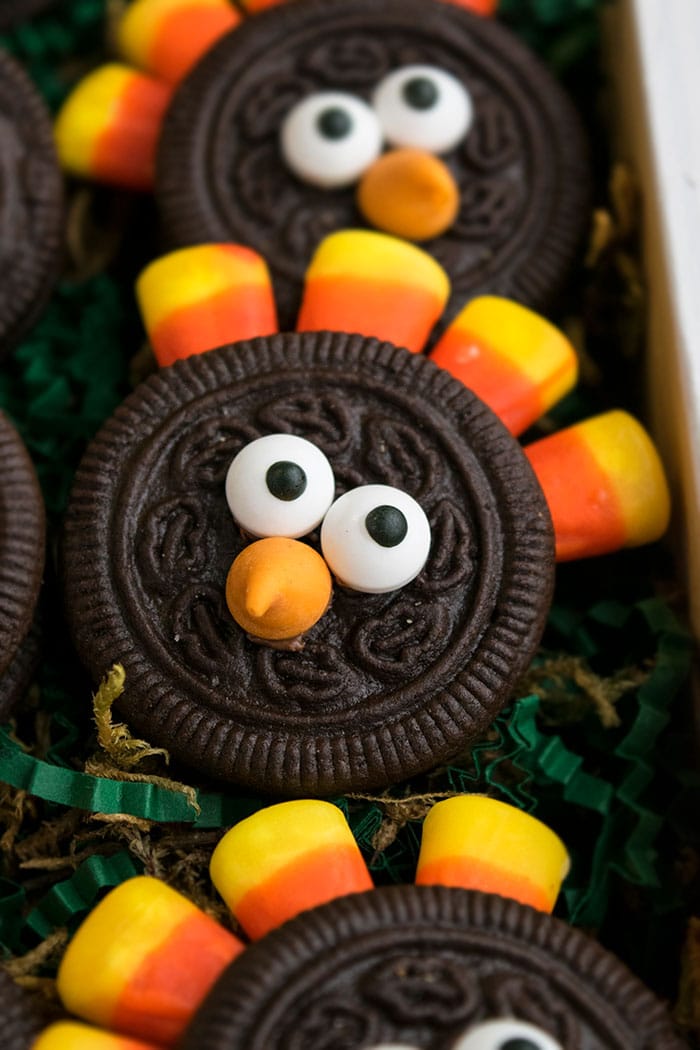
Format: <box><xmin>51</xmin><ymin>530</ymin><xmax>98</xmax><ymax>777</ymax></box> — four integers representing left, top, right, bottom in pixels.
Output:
<box><xmin>297</xmin><ymin>230</ymin><xmax>450</xmax><ymax>353</ymax></box>
<box><xmin>429</xmin><ymin>296</ymin><xmax>578</xmax><ymax>435</ymax></box>
<box><xmin>118</xmin><ymin>0</ymin><xmax>240</xmax><ymax>84</ymax></box>
<box><xmin>54</xmin><ymin>65</ymin><xmax>173</xmax><ymax>190</ymax></box>
<box><xmin>210</xmin><ymin>800</ymin><xmax>374</xmax><ymax>940</ymax></box>
<box><xmin>136</xmin><ymin>244</ymin><xmax>278</xmax><ymax>366</ymax></box>
<box><xmin>226</xmin><ymin>537</ymin><xmax>332</xmax><ymax>641</ymax></box>
<box><xmin>357</xmin><ymin>149</ymin><xmax>460</xmax><ymax>242</ymax></box>
<box><xmin>416</xmin><ymin>796</ymin><xmax>569</xmax><ymax>913</ymax></box>
<box><xmin>524</xmin><ymin>410</ymin><xmax>671</xmax><ymax>561</ymax></box>
<box><xmin>57</xmin><ymin>877</ymin><xmax>243</xmax><ymax>1046</ymax></box>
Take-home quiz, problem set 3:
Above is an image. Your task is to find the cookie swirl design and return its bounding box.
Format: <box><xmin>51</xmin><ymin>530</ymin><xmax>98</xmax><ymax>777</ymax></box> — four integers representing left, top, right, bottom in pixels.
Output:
<box><xmin>157</xmin><ymin>0</ymin><xmax>589</xmax><ymax>327</ymax></box>
<box><xmin>64</xmin><ymin>333</ymin><xmax>553</xmax><ymax>794</ymax></box>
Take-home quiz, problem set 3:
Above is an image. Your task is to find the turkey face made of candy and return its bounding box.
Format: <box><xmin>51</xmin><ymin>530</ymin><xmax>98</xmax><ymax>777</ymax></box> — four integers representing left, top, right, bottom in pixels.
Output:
<box><xmin>54</xmin><ymin>0</ymin><xmax>590</xmax><ymax>327</ymax></box>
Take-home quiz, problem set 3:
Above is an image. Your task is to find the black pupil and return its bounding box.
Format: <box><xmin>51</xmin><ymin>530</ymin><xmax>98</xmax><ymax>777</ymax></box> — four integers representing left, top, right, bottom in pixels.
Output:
<box><xmin>365</xmin><ymin>505</ymin><xmax>408</xmax><ymax>547</ymax></box>
<box><xmin>266</xmin><ymin>461</ymin><xmax>307</xmax><ymax>501</ymax></box>
<box><xmin>402</xmin><ymin>75</ymin><xmax>439</xmax><ymax>110</ymax></box>
<box><xmin>317</xmin><ymin>107</ymin><xmax>353</xmax><ymax>139</ymax></box>
<box><xmin>500</xmin><ymin>1039</ymin><xmax>543</xmax><ymax>1050</ymax></box>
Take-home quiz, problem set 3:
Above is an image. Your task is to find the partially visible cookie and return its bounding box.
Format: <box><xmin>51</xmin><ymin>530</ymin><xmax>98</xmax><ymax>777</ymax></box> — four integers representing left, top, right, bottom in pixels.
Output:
<box><xmin>0</xmin><ymin>49</ymin><xmax>63</xmax><ymax>356</ymax></box>
<box><xmin>182</xmin><ymin>885</ymin><xmax>686</xmax><ymax>1050</ymax></box>
<box><xmin>1</xmin><ymin>969</ymin><xmax>43</xmax><ymax>1050</ymax></box>
<box><xmin>157</xmin><ymin>0</ymin><xmax>590</xmax><ymax>326</ymax></box>
<box><xmin>63</xmin><ymin>332</ymin><xmax>554</xmax><ymax>796</ymax></box>
<box><xmin>0</xmin><ymin>411</ymin><xmax>45</xmax><ymax>719</ymax></box>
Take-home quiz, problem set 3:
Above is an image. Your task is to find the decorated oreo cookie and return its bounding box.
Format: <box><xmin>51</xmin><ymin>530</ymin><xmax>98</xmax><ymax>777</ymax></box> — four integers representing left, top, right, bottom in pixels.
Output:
<box><xmin>0</xmin><ymin>411</ymin><xmax>45</xmax><ymax>721</ymax></box>
<box><xmin>39</xmin><ymin>798</ymin><xmax>686</xmax><ymax>1050</ymax></box>
<box><xmin>62</xmin><ymin>331</ymin><xmax>554</xmax><ymax>795</ymax></box>
<box><xmin>0</xmin><ymin>49</ymin><xmax>63</xmax><ymax>356</ymax></box>
<box><xmin>54</xmin><ymin>0</ymin><xmax>589</xmax><ymax>326</ymax></box>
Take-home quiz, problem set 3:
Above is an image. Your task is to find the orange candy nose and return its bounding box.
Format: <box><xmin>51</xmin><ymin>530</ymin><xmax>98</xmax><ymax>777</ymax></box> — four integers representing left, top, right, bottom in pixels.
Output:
<box><xmin>226</xmin><ymin>537</ymin><xmax>332</xmax><ymax>641</ymax></box>
<box><xmin>357</xmin><ymin>148</ymin><xmax>460</xmax><ymax>242</ymax></box>
<box><xmin>136</xmin><ymin>244</ymin><xmax>278</xmax><ymax>366</ymax></box>
<box><xmin>210</xmin><ymin>800</ymin><xmax>374</xmax><ymax>940</ymax></box>
<box><xmin>297</xmin><ymin>230</ymin><xmax>450</xmax><ymax>353</ymax></box>
<box><xmin>56</xmin><ymin>877</ymin><xmax>243</xmax><ymax>1046</ymax></box>
<box><xmin>429</xmin><ymin>296</ymin><xmax>578</xmax><ymax>436</ymax></box>
<box><xmin>416</xmin><ymin>796</ymin><xmax>570</xmax><ymax>913</ymax></box>
<box><xmin>117</xmin><ymin>0</ymin><xmax>240</xmax><ymax>84</ymax></box>
<box><xmin>524</xmin><ymin>410</ymin><xmax>671</xmax><ymax>561</ymax></box>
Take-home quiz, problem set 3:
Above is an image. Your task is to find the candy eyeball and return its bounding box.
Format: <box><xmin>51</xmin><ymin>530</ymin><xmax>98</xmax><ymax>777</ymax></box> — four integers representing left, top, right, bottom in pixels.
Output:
<box><xmin>225</xmin><ymin>434</ymin><xmax>335</xmax><ymax>539</ymax></box>
<box><xmin>451</xmin><ymin>1018</ymin><xmax>564</xmax><ymax>1050</ymax></box>
<box><xmin>320</xmin><ymin>484</ymin><xmax>431</xmax><ymax>593</ymax></box>
<box><xmin>372</xmin><ymin>64</ymin><xmax>473</xmax><ymax>154</ymax></box>
<box><xmin>280</xmin><ymin>91</ymin><xmax>383</xmax><ymax>188</ymax></box>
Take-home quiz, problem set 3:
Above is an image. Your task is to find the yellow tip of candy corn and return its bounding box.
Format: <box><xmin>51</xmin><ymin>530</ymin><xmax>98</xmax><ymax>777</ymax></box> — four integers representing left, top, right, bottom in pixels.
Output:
<box><xmin>430</xmin><ymin>296</ymin><xmax>578</xmax><ymax>435</ymax></box>
<box><xmin>297</xmin><ymin>229</ymin><xmax>450</xmax><ymax>353</ymax></box>
<box><xmin>416</xmin><ymin>795</ymin><xmax>570</xmax><ymax>913</ymax></box>
<box><xmin>525</xmin><ymin>409</ymin><xmax>671</xmax><ymax>561</ymax></box>
<box><xmin>32</xmin><ymin>1021</ymin><xmax>159</xmax><ymax>1050</ymax></box>
<box><xmin>211</xmin><ymin>800</ymin><xmax>373</xmax><ymax>939</ymax></box>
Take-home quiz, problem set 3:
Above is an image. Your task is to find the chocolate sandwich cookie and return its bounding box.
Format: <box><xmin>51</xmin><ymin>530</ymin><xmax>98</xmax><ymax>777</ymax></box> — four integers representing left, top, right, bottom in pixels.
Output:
<box><xmin>181</xmin><ymin>885</ymin><xmax>686</xmax><ymax>1050</ymax></box>
<box><xmin>0</xmin><ymin>411</ymin><xmax>45</xmax><ymax>721</ymax></box>
<box><xmin>157</xmin><ymin>0</ymin><xmax>590</xmax><ymax>327</ymax></box>
<box><xmin>1</xmin><ymin>968</ymin><xmax>43</xmax><ymax>1050</ymax></box>
<box><xmin>0</xmin><ymin>49</ymin><xmax>63</xmax><ymax>357</ymax></box>
<box><xmin>63</xmin><ymin>332</ymin><xmax>554</xmax><ymax>796</ymax></box>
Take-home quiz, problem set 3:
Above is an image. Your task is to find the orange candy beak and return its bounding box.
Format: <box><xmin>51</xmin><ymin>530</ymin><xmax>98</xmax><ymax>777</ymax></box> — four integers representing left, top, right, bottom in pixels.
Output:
<box><xmin>357</xmin><ymin>148</ymin><xmax>460</xmax><ymax>242</ymax></box>
<box><xmin>210</xmin><ymin>800</ymin><xmax>374</xmax><ymax>940</ymax></box>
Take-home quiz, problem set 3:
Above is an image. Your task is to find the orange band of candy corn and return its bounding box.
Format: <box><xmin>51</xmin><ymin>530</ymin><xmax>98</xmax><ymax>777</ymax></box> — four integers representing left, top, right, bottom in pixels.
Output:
<box><xmin>118</xmin><ymin>0</ymin><xmax>240</xmax><ymax>84</ymax></box>
<box><xmin>211</xmin><ymin>800</ymin><xmax>373</xmax><ymax>940</ymax></box>
<box><xmin>136</xmin><ymin>244</ymin><xmax>278</xmax><ymax>366</ymax></box>
<box><xmin>54</xmin><ymin>65</ymin><xmax>173</xmax><ymax>190</ymax></box>
<box><xmin>297</xmin><ymin>230</ymin><xmax>449</xmax><ymax>353</ymax></box>
<box><xmin>57</xmin><ymin>877</ymin><xmax>243</xmax><ymax>1046</ymax></box>
<box><xmin>416</xmin><ymin>796</ymin><xmax>569</xmax><ymax>914</ymax></box>
<box><xmin>429</xmin><ymin>296</ymin><xmax>577</xmax><ymax>435</ymax></box>
<box><xmin>524</xmin><ymin>410</ymin><xmax>671</xmax><ymax>561</ymax></box>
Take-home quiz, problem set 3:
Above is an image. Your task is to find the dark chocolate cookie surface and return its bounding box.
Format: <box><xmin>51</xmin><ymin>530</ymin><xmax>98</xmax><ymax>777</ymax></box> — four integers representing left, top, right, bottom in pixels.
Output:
<box><xmin>0</xmin><ymin>48</ymin><xmax>63</xmax><ymax>356</ymax></box>
<box><xmin>63</xmin><ymin>332</ymin><xmax>554</xmax><ymax>796</ymax></box>
<box><xmin>0</xmin><ymin>411</ymin><xmax>45</xmax><ymax>716</ymax></box>
<box><xmin>157</xmin><ymin>0</ymin><xmax>589</xmax><ymax>327</ymax></box>
<box><xmin>1</xmin><ymin>968</ymin><xmax>43</xmax><ymax>1050</ymax></box>
<box><xmin>181</xmin><ymin>885</ymin><xmax>685</xmax><ymax>1050</ymax></box>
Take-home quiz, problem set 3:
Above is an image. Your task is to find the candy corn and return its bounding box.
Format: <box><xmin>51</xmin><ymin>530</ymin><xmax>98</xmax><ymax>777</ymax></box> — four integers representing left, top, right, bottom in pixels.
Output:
<box><xmin>429</xmin><ymin>296</ymin><xmax>578</xmax><ymax>435</ymax></box>
<box><xmin>136</xmin><ymin>244</ymin><xmax>278</xmax><ymax>366</ymax></box>
<box><xmin>32</xmin><ymin>1022</ymin><xmax>159</xmax><ymax>1050</ymax></box>
<box><xmin>416</xmin><ymin>796</ymin><xmax>569</xmax><ymax>913</ymax></box>
<box><xmin>524</xmin><ymin>410</ymin><xmax>671</xmax><ymax>561</ymax></box>
<box><xmin>54</xmin><ymin>65</ymin><xmax>172</xmax><ymax>190</ymax></box>
<box><xmin>57</xmin><ymin>877</ymin><xmax>243</xmax><ymax>1046</ymax></box>
<box><xmin>297</xmin><ymin>230</ymin><xmax>449</xmax><ymax>353</ymax></box>
<box><xmin>210</xmin><ymin>800</ymin><xmax>373</xmax><ymax>940</ymax></box>
<box><xmin>117</xmin><ymin>0</ymin><xmax>240</xmax><ymax>84</ymax></box>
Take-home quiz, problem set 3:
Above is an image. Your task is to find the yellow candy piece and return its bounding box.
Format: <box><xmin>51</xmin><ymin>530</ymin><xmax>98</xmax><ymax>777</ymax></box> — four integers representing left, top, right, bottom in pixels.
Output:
<box><xmin>32</xmin><ymin>1021</ymin><xmax>158</xmax><ymax>1050</ymax></box>
<box><xmin>117</xmin><ymin>0</ymin><xmax>239</xmax><ymax>83</ymax></box>
<box><xmin>211</xmin><ymin>800</ymin><xmax>373</xmax><ymax>939</ymax></box>
<box><xmin>416</xmin><ymin>795</ymin><xmax>570</xmax><ymax>913</ymax></box>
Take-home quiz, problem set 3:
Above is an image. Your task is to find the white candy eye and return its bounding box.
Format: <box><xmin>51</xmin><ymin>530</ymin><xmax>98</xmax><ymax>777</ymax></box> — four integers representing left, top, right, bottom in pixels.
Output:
<box><xmin>320</xmin><ymin>484</ymin><xmax>431</xmax><ymax>594</ymax></box>
<box><xmin>225</xmin><ymin>434</ymin><xmax>335</xmax><ymax>539</ymax></box>
<box><xmin>451</xmin><ymin>1018</ymin><xmax>564</xmax><ymax>1050</ymax></box>
<box><xmin>372</xmin><ymin>64</ymin><xmax>473</xmax><ymax>154</ymax></box>
<box><xmin>280</xmin><ymin>91</ymin><xmax>383</xmax><ymax>188</ymax></box>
